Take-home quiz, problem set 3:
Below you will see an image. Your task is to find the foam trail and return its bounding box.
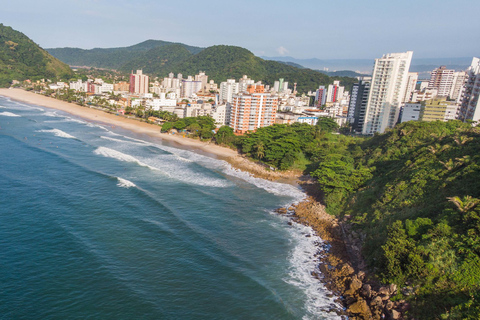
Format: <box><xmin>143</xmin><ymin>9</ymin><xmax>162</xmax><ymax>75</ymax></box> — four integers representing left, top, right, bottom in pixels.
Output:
<box><xmin>94</xmin><ymin>147</ymin><xmax>157</xmax><ymax>170</ymax></box>
<box><xmin>101</xmin><ymin>136</ymin><xmax>145</xmax><ymax>145</ymax></box>
<box><xmin>37</xmin><ymin>129</ymin><xmax>76</xmax><ymax>139</ymax></box>
<box><xmin>0</xmin><ymin>112</ymin><xmax>21</xmax><ymax>117</ymax></box>
<box><xmin>285</xmin><ymin>223</ymin><xmax>342</xmax><ymax>319</ymax></box>
<box><xmin>117</xmin><ymin>177</ymin><xmax>136</xmax><ymax>188</ymax></box>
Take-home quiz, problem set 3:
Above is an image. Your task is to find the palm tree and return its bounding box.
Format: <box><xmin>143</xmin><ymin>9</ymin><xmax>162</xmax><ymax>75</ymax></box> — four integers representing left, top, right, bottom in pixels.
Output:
<box><xmin>447</xmin><ymin>196</ymin><xmax>480</xmax><ymax>213</ymax></box>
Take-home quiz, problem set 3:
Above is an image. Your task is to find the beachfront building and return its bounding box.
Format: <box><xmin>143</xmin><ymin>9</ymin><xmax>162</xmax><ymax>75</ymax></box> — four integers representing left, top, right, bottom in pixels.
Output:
<box><xmin>314</xmin><ymin>86</ymin><xmax>327</xmax><ymax>107</ymax></box>
<box><xmin>347</xmin><ymin>78</ymin><xmax>371</xmax><ymax>134</ymax></box>
<box><xmin>458</xmin><ymin>57</ymin><xmax>480</xmax><ymax>123</ymax></box>
<box><xmin>181</xmin><ymin>76</ymin><xmax>202</xmax><ymax>98</ymax></box>
<box><xmin>362</xmin><ymin>51</ymin><xmax>413</xmax><ymax>135</ymax></box>
<box><xmin>450</xmin><ymin>71</ymin><xmax>468</xmax><ymax>103</ymax></box>
<box><xmin>400</xmin><ymin>98</ymin><xmax>459</xmax><ymax>123</ymax></box>
<box><xmin>219</xmin><ymin>79</ymin><xmax>240</xmax><ymax>103</ymax></box>
<box><xmin>326</xmin><ymin>81</ymin><xmax>344</xmax><ymax>103</ymax></box>
<box><xmin>403</xmin><ymin>72</ymin><xmax>418</xmax><ymax>103</ymax></box>
<box><xmin>129</xmin><ymin>70</ymin><xmax>149</xmax><ymax>94</ymax></box>
<box><xmin>400</xmin><ymin>103</ymin><xmax>422</xmax><ymax>123</ymax></box>
<box><xmin>230</xmin><ymin>85</ymin><xmax>278</xmax><ymax>134</ymax></box>
<box><xmin>428</xmin><ymin>66</ymin><xmax>455</xmax><ymax>97</ymax></box>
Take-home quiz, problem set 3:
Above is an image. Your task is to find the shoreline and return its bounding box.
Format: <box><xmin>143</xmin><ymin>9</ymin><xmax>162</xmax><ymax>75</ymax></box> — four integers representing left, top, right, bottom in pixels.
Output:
<box><xmin>0</xmin><ymin>88</ymin><xmax>405</xmax><ymax>319</ymax></box>
<box><xmin>0</xmin><ymin>88</ymin><xmax>301</xmax><ymax>184</ymax></box>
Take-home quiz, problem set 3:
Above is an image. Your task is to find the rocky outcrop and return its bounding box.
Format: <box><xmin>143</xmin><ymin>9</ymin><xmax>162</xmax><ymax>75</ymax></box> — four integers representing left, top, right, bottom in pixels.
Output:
<box><xmin>274</xmin><ymin>178</ymin><xmax>410</xmax><ymax>319</ymax></box>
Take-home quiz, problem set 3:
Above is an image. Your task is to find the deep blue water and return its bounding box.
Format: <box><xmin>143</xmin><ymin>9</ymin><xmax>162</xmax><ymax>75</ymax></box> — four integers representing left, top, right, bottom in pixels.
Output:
<box><xmin>0</xmin><ymin>96</ymin><xmax>340</xmax><ymax>319</ymax></box>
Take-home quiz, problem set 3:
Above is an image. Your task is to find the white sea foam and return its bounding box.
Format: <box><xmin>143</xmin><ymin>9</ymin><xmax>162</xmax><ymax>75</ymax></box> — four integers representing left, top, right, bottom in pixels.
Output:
<box><xmin>100</xmin><ymin>135</ymin><xmax>147</xmax><ymax>145</ymax></box>
<box><xmin>0</xmin><ymin>111</ymin><xmax>21</xmax><ymax>117</ymax></box>
<box><xmin>285</xmin><ymin>223</ymin><xmax>342</xmax><ymax>319</ymax></box>
<box><xmin>94</xmin><ymin>147</ymin><xmax>158</xmax><ymax>170</ymax></box>
<box><xmin>44</xmin><ymin>111</ymin><xmax>59</xmax><ymax>117</ymax></box>
<box><xmin>37</xmin><ymin>129</ymin><xmax>76</xmax><ymax>139</ymax></box>
<box><xmin>117</xmin><ymin>177</ymin><xmax>136</xmax><ymax>188</ymax></box>
<box><xmin>94</xmin><ymin>146</ymin><xmax>230</xmax><ymax>187</ymax></box>
<box><xmin>150</xmin><ymin>144</ymin><xmax>305</xmax><ymax>200</ymax></box>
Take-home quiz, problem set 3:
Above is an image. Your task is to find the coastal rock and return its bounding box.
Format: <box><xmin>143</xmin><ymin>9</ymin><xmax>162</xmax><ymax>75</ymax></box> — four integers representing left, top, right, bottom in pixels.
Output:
<box><xmin>347</xmin><ymin>298</ymin><xmax>371</xmax><ymax>318</ymax></box>
<box><xmin>276</xmin><ymin>208</ymin><xmax>287</xmax><ymax>214</ymax></box>
<box><xmin>360</xmin><ymin>284</ymin><xmax>372</xmax><ymax>298</ymax></box>
<box><xmin>357</xmin><ymin>271</ymin><xmax>366</xmax><ymax>281</ymax></box>
<box><xmin>385</xmin><ymin>300</ymin><xmax>394</xmax><ymax>310</ymax></box>
<box><xmin>388</xmin><ymin>309</ymin><xmax>401</xmax><ymax>320</ymax></box>
<box><xmin>340</xmin><ymin>263</ymin><xmax>355</xmax><ymax>276</ymax></box>
<box><xmin>388</xmin><ymin>283</ymin><xmax>397</xmax><ymax>296</ymax></box>
<box><xmin>345</xmin><ymin>275</ymin><xmax>363</xmax><ymax>295</ymax></box>
<box><xmin>370</xmin><ymin>296</ymin><xmax>383</xmax><ymax>308</ymax></box>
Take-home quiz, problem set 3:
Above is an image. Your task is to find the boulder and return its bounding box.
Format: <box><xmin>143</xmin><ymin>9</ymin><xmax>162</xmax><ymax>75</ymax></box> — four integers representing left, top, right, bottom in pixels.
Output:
<box><xmin>388</xmin><ymin>283</ymin><xmax>397</xmax><ymax>296</ymax></box>
<box><xmin>370</xmin><ymin>296</ymin><xmax>383</xmax><ymax>307</ymax></box>
<box><xmin>349</xmin><ymin>276</ymin><xmax>363</xmax><ymax>292</ymax></box>
<box><xmin>360</xmin><ymin>284</ymin><xmax>372</xmax><ymax>298</ymax></box>
<box><xmin>347</xmin><ymin>298</ymin><xmax>371</xmax><ymax>317</ymax></box>
<box><xmin>385</xmin><ymin>300</ymin><xmax>394</xmax><ymax>310</ymax></box>
<box><xmin>357</xmin><ymin>271</ymin><xmax>366</xmax><ymax>281</ymax></box>
<box><xmin>388</xmin><ymin>309</ymin><xmax>401</xmax><ymax>320</ymax></box>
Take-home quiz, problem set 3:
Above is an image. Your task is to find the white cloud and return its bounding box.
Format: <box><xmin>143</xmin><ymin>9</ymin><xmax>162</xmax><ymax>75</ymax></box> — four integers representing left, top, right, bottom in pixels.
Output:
<box><xmin>276</xmin><ymin>46</ymin><xmax>289</xmax><ymax>56</ymax></box>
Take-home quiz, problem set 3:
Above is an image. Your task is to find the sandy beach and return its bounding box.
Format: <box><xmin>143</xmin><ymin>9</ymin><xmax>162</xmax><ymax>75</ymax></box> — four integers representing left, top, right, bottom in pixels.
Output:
<box><xmin>0</xmin><ymin>89</ymin><xmax>300</xmax><ymax>181</ymax></box>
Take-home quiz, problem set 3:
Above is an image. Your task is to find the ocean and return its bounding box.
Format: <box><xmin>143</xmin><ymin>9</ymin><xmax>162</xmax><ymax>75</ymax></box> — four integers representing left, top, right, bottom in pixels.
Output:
<box><xmin>0</xmin><ymin>96</ymin><xmax>340</xmax><ymax>319</ymax></box>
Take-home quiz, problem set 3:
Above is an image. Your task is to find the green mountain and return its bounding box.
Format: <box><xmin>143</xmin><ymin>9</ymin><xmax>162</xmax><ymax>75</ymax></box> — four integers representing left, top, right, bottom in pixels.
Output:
<box><xmin>0</xmin><ymin>24</ymin><xmax>73</xmax><ymax>87</ymax></box>
<box><xmin>46</xmin><ymin>39</ymin><xmax>203</xmax><ymax>70</ymax></box>
<box><xmin>135</xmin><ymin>45</ymin><xmax>357</xmax><ymax>93</ymax></box>
<box><xmin>48</xmin><ymin>41</ymin><xmax>357</xmax><ymax>94</ymax></box>
<box><xmin>118</xmin><ymin>44</ymin><xmax>194</xmax><ymax>74</ymax></box>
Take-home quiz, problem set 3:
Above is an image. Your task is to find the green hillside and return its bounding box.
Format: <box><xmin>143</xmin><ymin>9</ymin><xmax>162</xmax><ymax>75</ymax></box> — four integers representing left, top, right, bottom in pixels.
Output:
<box><xmin>46</xmin><ymin>39</ymin><xmax>203</xmax><ymax>70</ymax></box>
<box><xmin>128</xmin><ymin>45</ymin><xmax>356</xmax><ymax>93</ymax></box>
<box><xmin>311</xmin><ymin>121</ymin><xmax>480</xmax><ymax>319</ymax></box>
<box><xmin>0</xmin><ymin>24</ymin><xmax>73</xmax><ymax>87</ymax></box>
<box><xmin>48</xmin><ymin>41</ymin><xmax>356</xmax><ymax>93</ymax></box>
<box><xmin>118</xmin><ymin>44</ymin><xmax>194</xmax><ymax>74</ymax></box>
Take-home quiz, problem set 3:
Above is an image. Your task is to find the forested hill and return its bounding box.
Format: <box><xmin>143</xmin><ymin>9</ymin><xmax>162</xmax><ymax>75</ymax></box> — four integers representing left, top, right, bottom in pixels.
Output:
<box><xmin>0</xmin><ymin>24</ymin><xmax>73</xmax><ymax>87</ymax></box>
<box><xmin>214</xmin><ymin>119</ymin><xmax>480</xmax><ymax>318</ymax></box>
<box><xmin>46</xmin><ymin>40</ymin><xmax>203</xmax><ymax>70</ymax></box>
<box><xmin>48</xmin><ymin>41</ymin><xmax>357</xmax><ymax>94</ymax></box>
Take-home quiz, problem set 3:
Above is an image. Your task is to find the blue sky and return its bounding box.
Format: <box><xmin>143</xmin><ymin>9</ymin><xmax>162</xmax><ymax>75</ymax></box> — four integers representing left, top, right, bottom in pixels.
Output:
<box><xmin>1</xmin><ymin>0</ymin><xmax>479</xmax><ymax>59</ymax></box>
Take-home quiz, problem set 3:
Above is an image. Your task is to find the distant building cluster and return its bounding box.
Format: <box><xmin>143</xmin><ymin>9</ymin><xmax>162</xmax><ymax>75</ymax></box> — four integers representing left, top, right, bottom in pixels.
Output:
<box><xmin>38</xmin><ymin>52</ymin><xmax>480</xmax><ymax>135</ymax></box>
<box><xmin>347</xmin><ymin>54</ymin><xmax>480</xmax><ymax>134</ymax></box>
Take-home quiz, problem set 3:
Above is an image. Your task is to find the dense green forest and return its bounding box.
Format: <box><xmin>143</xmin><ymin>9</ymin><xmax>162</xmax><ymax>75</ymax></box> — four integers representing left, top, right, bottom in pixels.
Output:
<box><xmin>46</xmin><ymin>39</ymin><xmax>203</xmax><ymax>70</ymax></box>
<box><xmin>48</xmin><ymin>41</ymin><xmax>357</xmax><ymax>93</ymax></box>
<box><xmin>180</xmin><ymin>119</ymin><xmax>478</xmax><ymax>319</ymax></box>
<box><xmin>0</xmin><ymin>24</ymin><xmax>73</xmax><ymax>87</ymax></box>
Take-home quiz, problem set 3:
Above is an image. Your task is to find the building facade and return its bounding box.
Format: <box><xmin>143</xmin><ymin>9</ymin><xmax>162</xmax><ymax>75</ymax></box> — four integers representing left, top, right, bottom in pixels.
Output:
<box><xmin>362</xmin><ymin>51</ymin><xmax>413</xmax><ymax>134</ymax></box>
<box><xmin>458</xmin><ymin>57</ymin><xmax>480</xmax><ymax>123</ymax></box>
<box><xmin>129</xmin><ymin>70</ymin><xmax>149</xmax><ymax>94</ymax></box>
<box><xmin>230</xmin><ymin>85</ymin><xmax>278</xmax><ymax>134</ymax></box>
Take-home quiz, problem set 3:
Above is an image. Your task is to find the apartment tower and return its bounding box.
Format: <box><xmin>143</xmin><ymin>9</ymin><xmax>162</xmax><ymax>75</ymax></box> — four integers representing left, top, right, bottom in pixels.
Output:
<box><xmin>458</xmin><ymin>57</ymin><xmax>480</xmax><ymax>123</ymax></box>
<box><xmin>230</xmin><ymin>85</ymin><xmax>278</xmax><ymax>134</ymax></box>
<box><xmin>129</xmin><ymin>70</ymin><xmax>149</xmax><ymax>94</ymax></box>
<box><xmin>362</xmin><ymin>51</ymin><xmax>413</xmax><ymax>135</ymax></box>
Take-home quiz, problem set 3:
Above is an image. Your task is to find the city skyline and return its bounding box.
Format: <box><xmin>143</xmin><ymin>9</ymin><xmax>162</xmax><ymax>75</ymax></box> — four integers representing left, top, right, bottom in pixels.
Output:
<box><xmin>1</xmin><ymin>0</ymin><xmax>479</xmax><ymax>60</ymax></box>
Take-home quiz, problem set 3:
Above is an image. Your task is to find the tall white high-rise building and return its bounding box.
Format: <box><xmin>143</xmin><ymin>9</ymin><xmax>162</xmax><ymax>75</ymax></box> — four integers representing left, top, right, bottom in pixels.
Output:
<box><xmin>458</xmin><ymin>57</ymin><xmax>480</xmax><ymax>123</ymax></box>
<box><xmin>219</xmin><ymin>79</ymin><xmax>240</xmax><ymax>103</ymax></box>
<box><xmin>403</xmin><ymin>72</ymin><xmax>418</xmax><ymax>103</ymax></box>
<box><xmin>362</xmin><ymin>51</ymin><xmax>413</xmax><ymax>135</ymax></box>
<box><xmin>450</xmin><ymin>71</ymin><xmax>467</xmax><ymax>103</ymax></box>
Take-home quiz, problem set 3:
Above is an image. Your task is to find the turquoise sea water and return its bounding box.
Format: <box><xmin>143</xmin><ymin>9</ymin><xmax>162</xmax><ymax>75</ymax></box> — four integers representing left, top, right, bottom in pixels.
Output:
<box><xmin>0</xmin><ymin>96</ymin><xmax>340</xmax><ymax>319</ymax></box>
